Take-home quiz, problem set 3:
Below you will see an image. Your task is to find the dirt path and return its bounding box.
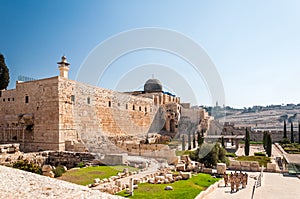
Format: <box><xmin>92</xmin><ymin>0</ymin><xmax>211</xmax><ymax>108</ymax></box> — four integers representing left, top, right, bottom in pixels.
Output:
<box><xmin>92</xmin><ymin>156</ymin><xmax>161</xmax><ymax>191</ymax></box>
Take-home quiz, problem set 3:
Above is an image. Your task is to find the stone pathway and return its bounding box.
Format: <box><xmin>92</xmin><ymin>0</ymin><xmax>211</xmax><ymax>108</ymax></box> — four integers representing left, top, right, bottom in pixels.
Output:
<box><xmin>254</xmin><ymin>172</ymin><xmax>300</xmax><ymax>199</ymax></box>
<box><xmin>205</xmin><ymin>171</ymin><xmax>259</xmax><ymax>199</ymax></box>
<box><xmin>0</xmin><ymin>165</ymin><xmax>122</xmax><ymax>199</ymax></box>
<box><xmin>235</xmin><ymin>145</ymin><xmax>265</xmax><ymax>156</ymax></box>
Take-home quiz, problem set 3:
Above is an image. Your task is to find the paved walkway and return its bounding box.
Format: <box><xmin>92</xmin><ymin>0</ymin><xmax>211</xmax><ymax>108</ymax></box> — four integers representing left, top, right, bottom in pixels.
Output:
<box><xmin>205</xmin><ymin>171</ymin><xmax>300</xmax><ymax>199</ymax></box>
<box><xmin>205</xmin><ymin>171</ymin><xmax>259</xmax><ymax>199</ymax></box>
<box><xmin>254</xmin><ymin>172</ymin><xmax>300</xmax><ymax>199</ymax></box>
<box><xmin>235</xmin><ymin>145</ymin><xmax>265</xmax><ymax>156</ymax></box>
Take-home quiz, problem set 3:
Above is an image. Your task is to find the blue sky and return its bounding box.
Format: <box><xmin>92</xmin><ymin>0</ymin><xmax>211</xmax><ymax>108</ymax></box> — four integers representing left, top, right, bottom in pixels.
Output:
<box><xmin>1</xmin><ymin>0</ymin><xmax>300</xmax><ymax>107</ymax></box>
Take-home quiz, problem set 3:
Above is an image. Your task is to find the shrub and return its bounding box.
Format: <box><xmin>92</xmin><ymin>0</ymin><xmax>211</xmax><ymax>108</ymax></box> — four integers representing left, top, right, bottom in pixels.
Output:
<box><xmin>254</xmin><ymin>152</ymin><xmax>266</xmax><ymax>156</ymax></box>
<box><xmin>226</xmin><ymin>152</ymin><xmax>236</xmax><ymax>157</ymax></box>
<box><xmin>13</xmin><ymin>159</ymin><xmax>42</xmax><ymax>174</ymax></box>
<box><xmin>190</xmin><ymin>143</ymin><xmax>228</xmax><ymax>168</ymax></box>
<box><xmin>76</xmin><ymin>162</ymin><xmax>85</xmax><ymax>168</ymax></box>
<box><xmin>53</xmin><ymin>165</ymin><xmax>66</xmax><ymax>177</ymax></box>
<box><xmin>280</xmin><ymin>138</ymin><xmax>291</xmax><ymax>144</ymax></box>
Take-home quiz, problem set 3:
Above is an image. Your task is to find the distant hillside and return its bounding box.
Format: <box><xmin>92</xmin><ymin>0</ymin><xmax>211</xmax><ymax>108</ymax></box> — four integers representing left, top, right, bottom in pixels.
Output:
<box><xmin>203</xmin><ymin>104</ymin><xmax>300</xmax><ymax>131</ymax></box>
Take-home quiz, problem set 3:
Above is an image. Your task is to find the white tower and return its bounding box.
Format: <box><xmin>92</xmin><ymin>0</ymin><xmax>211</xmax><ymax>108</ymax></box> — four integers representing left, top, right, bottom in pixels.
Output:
<box><xmin>57</xmin><ymin>56</ymin><xmax>70</xmax><ymax>78</ymax></box>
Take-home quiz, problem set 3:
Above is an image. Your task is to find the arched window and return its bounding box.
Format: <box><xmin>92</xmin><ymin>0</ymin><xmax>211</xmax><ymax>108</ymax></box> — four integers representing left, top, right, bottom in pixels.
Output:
<box><xmin>25</xmin><ymin>96</ymin><xmax>29</xmax><ymax>103</ymax></box>
<box><xmin>87</xmin><ymin>97</ymin><xmax>90</xmax><ymax>104</ymax></box>
<box><xmin>133</xmin><ymin>105</ymin><xmax>135</xmax><ymax>110</ymax></box>
<box><xmin>108</xmin><ymin>101</ymin><xmax>111</xmax><ymax>107</ymax></box>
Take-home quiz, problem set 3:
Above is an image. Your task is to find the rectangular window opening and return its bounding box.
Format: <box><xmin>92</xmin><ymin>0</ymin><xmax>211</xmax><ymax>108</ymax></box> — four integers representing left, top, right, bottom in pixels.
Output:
<box><xmin>71</xmin><ymin>95</ymin><xmax>75</xmax><ymax>102</ymax></box>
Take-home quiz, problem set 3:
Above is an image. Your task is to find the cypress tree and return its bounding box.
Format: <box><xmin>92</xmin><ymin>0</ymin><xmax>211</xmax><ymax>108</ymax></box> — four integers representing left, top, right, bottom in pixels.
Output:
<box><xmin>197</xmin><ymin>129</ymin><xmax>204</xmax><ymax>146</ymax></box>
<box><xmin>283</xmin><ymin>120</ymin><xmax>287</xmax><ymax>138</ymax></box>
<box><xmin>0</xmin><ymin>54</ymin><xmax>10</xmax><ymax>90</ymax></box>
<box><xmin>266</xmin><ymin>133</ymin><xmax>272</xmax><ymax>157</ymax></box>
<box><xmin>197</xmin><ymin>131</ymin><xmax>201</xmax><ymax>145</ymax></box>
<box><xmin>182</xmin><ymin>135</ymin><xmax>185</xmax><ymax>151</ymax></box>
<box><xmin>298</xmin><ymin>122</ymin><xmax>300</xmax><ymax>144</ymax></box>
<box><xmin>263</xmin><ymin>131</ymin><xmax>267</xmax><ymax>149</ymax></box>
<box><xmin>244</xmin><ymin>128</ymin><xmax>250</xmax><ymax>156</ymax></box>
<box><xmin>291</xmin><ymin>122</ymin><xmax>294</xmax><ymax>143</ymax></box>
<box><xmin>192</xmin><ymin>131</ymin><xmax>196</xmax><ymax>148</ymax></box>
<box><xmin>221</xmin><ymin>136</ymin><xmax>225</xmax><ymax>148</ymax></box>
<box><xmin>188</xmin><ymin>132</ymin><xmax>191</xmax><ymax>150</ymax></box>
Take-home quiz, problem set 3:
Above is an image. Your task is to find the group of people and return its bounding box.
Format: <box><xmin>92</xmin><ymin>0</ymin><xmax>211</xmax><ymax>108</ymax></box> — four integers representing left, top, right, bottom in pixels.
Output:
<box><xmin>223</xmin><ymin>171</ymin><xmax>248</xmax><ymax>193</ymax></box>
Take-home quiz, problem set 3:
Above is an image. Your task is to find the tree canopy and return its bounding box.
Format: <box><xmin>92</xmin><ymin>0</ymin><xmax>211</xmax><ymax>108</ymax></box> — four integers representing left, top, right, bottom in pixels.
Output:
<box><xmin>0</xmin><ymin>54</ymin><xmax>10</xmax><ymax>90</ymax></box>
<box><xmin>190</xmin><ymin>143</ymin><xmax>228</xmax><ymax>168</ymax></box>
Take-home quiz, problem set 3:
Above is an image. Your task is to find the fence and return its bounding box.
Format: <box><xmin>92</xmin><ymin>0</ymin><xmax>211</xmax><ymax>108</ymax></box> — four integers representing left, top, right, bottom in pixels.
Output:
<box><xmin>251</xmin><ymin>166</ymin><xmax>263</xmax><ymax>199</ymax></box>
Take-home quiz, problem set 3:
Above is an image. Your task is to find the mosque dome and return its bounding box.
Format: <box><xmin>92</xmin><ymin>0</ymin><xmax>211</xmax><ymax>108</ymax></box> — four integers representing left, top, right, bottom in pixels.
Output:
<box><xmin>144</xmin><ymin>78</ymin><xmax>163</xmax><ymax>92</ymax></box>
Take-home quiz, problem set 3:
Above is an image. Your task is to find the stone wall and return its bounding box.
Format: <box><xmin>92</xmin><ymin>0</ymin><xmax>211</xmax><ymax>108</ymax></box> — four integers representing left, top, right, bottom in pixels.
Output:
<box><xmin>0</xmin><ymin>77</ymin><xmax>157</xmax><ymax>152</ymax></box>
<box><xmin>44</xmin><ymin>151</ymin><xmax>95</xmax><ymax>169</ymax></box>
<box><xmin>58</xmin><ymin>78</ymin><xmax>156</xmax><ymax>153</ymax></box>
<box><xmin>251</xmin><ymin>130</ymin><xmax>299</xmax><ymax>142</ymax></box>
<box><xmin>221</xmin><ymin>123</ymin><xmax>299</xmax><ymax>142</ymax></box>
<box><xmin>0</xmin><ymin>76</ymin><xmax>211</xmax><ymax>154</ymax></box>
<box><xmin>0</xmin><ymin>77</ymin><xmax>60</xmax><ymax>152</ymax></box>
<box><xmin>228</xmin><ymin>160</ymin><xmax>261</xmax><ymax>171</ymax></box>
<box><xmin>0</xmin><ymin>146</ymin><xmax>95</xmax><ymax>169</ymax></box>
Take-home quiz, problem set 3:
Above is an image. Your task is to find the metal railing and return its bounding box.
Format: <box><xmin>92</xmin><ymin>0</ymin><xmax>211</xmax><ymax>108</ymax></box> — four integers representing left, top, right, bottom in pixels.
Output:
<box><xmin>251</xmin><ymin>166</ymin><xmax>264</xmax><ymax>199</ymax></box>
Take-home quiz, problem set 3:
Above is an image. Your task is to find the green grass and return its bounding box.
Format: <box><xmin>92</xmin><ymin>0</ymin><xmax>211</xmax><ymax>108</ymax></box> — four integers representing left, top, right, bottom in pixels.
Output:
<box><xmin>226</xmin><ymin>152</ymin><xmax>236</xmax><ymax>157</ymax></box>
<box><xmin>116</xmin><ymin>173</ymin><xmax>220</xmax><ymax>199</ymax></box>
<box><xmin>175</xmin><ymin>150</ymin><xmax>193</xmax><ymax>156</ymax></box>
<box><xmin>235</xmin><ymin>156</ymin><xmax>271</xmax><ymax>167</ymax></box>
<box><xmin>58</xmin><ymin>165</ymin><xmax>138</xmax><ymax>186</ymax></box>
<box><xmin>239</xmin><ymin>141</ymin><xmax>263</xmax><ymax>145</ymax></box>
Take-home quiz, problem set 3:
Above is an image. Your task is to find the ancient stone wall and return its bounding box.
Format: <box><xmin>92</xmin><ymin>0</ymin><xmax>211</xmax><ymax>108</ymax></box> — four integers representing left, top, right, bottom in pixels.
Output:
<box><xmin>0</xmin><ymin>77</ymin><xmax>60</xmax><ymax>151</ymax></box>
<box><xmin>58</xmin><ymin>78</ymin><xmax>156</xmax><ymax>153</ymax></box>
<box><xmin>0</xmin><ymin>76</ymin><xmax>211</xmax><ymax>153</ymax></box>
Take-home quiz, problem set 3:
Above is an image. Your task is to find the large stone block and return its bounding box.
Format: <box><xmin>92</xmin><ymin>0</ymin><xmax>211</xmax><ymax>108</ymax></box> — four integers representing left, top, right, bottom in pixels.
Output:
<box><xmin>43</xmin><ymin>171</ymin><xmax>55</xmax><ymax>178</ymax></box>
<box><xmin>42</xmin><ymin>165</ymin><xmax>53</xmax><ymax>172</ymax></box>
<box><xmin>216</xmin><ymin>163</ymin><xmax>226</xmax><ymax>174</ymax></box>
<box><xmin>267</xmin><ymin>163</ymin><xmax>276</xmax><ymax>172</ymax></box>
<box><xmin>102</xmin><ymin>154</ymin><xmax>128</xmax><ymax>165</ymax></box>
<box><xmin>180</xmin><ymin>172</ymin><xmax>192</xmax><ymax>180</ymax></box>
<box><xmin>176</xmin><ymin>163</ymin><xmax>186</xmax><ymax>171</ymax></box>
<box><xmin>203</xmin><ymin>168</ymin><xmax>213</xmax><ymax>174</ymax></box>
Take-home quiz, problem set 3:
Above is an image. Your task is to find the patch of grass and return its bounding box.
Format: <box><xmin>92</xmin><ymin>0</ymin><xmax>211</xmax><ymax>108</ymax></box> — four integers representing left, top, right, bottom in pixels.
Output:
<box><xmin>254</xmin><ymin>152</ymin><xmax>266</xmax><ymax>157</ymax></box>
<box><xmin>116</xmin><ymin>173</ymin><xmax>220</xmax><ymax>199</ymax></box>
<box><xmin>226</xmin><ymin>152</ymin><xmax>236</xmax><ymax>157</ymax></box>
<box><xmin>235</xmin><ymin>156</ymin><xmax>271</xmax><ymax>167</ymax></box>
<box><xmin>281</xmin><ymin>143</ymin><xmax>300</xmax><ymax>154</ymax></box>
<box><xmin>58</xmin><ymin>165</ymin><xmax>138</xmax><ymax>186</ymax></box>
<box><xmin>175</xmin><ymin>150</ymin><xmax>193</xmax><ymax>156</ymax></box>
<box><xmin>239</xmin><ymin>141</ymin><xmax>263</xmax><ymax>145</ymax></box>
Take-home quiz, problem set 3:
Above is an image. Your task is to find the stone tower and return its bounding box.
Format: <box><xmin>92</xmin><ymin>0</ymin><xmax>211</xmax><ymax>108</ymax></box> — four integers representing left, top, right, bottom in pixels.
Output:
<box><xmin>57</xmin><ymin>56</ymin><xmax>70</xmax><ymax>78</ymax></box>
